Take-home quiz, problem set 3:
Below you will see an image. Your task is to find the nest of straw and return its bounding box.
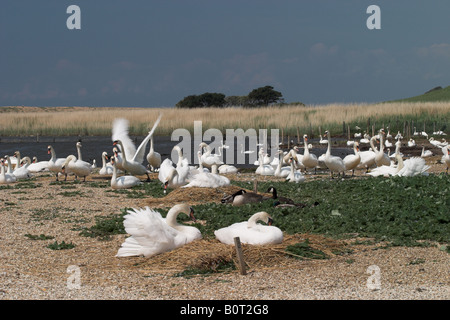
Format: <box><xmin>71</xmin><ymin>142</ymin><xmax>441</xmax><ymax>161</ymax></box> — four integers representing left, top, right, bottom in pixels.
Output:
<box><xmin>129</xmin><ymin>233</ymin><xmax>347</xmax><ymax>274</ymax></box>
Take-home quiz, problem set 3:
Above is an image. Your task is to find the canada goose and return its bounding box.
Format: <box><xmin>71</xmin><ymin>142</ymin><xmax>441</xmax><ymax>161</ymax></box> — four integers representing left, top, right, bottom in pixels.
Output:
<box><xmin>221</xmin><ymin>189</ymin><xmax>270</xmax><ymax>206</ymax></box>
<box><xmin>266</xmin><ymin>187</ymin><xmax>295</xmax><ymax>205</ymax></box>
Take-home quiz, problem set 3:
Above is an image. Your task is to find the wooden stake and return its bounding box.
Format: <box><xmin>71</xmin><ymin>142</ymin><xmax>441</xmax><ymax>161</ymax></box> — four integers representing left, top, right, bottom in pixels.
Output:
<box><xmin>234</xmin><ymin>237</ymin><xmax>247</xmax><ymax>275</ymax></box>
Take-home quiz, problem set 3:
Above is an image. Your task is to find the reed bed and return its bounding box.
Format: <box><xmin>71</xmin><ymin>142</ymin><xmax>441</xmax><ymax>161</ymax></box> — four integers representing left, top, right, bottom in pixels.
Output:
<box><xmin>1</xmin><ymin>102</ymin><xmax>449</xmax><ymax>137</ymax></box>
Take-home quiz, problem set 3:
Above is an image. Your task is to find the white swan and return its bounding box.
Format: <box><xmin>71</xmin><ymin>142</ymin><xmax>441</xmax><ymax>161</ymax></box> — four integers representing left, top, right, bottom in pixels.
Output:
<box><xmin>214</xmin><ymin>211</ymin><xmax>283</xmax><ymax>245</ymax></box>
<box><xmin>116</xmin><ymin>204</ymin><xmax>201</xmax><ymax>258</ymax></box>
<box><xmin>319</xmin><ymin>135</ymin><xmax>328</xmax><ymax>145</ymax></box>
<box><xmin>0</xmin><ymin>159</ymin><xmax>16</xmax><ymax>184</ymax></box>
<box><xmin>28</xmin><ymin>157</ymin><xmax>49</xmax><ymax>173</ymax></box>
<box><xmin>343</xmin><ymin>142</ymin><xmax>361</xmax><ymax>176</ymax></box>
<box><xmin>3</xmin><ymin>155</ymin><xmax>15</xmax><ymax>176</ymax></box>
<box><xmin>359</xmin><ymin>133</ymin><xmax>371</xmax><ymax>144</ymax></box>
<box><xmin>199</xmin><ymin>142</ymin><xmax>224</xmax><ymax>168</ymax></box>
<box><xmin>47</xmin><ymin>145</ymin><xmax>68</xmax><ymax>181</ymax></box>
<box><xmin>323</xmin><ymin>131</ymin><xmax>345</xmax><ymax>178</ymax></box>
<box><xmin>218</xmin><ymin>164</ymin><xmax>238</xmax><ymax>174</ymax></box>
<box><xmin>13</xmin><ymin>156</ymin><xmax>33</xmax><ymax>180</ymax></box>
<box><xmin>408</xmin><ymin>139</ymin><xmax>416</xmax><ymax>147</ymax></box>
<box><xmin>420</xmin><ymin>146</ymin><xmax>433</xmax><ymax>158</ymax></box>
<box><xmin>183</xmin><ymin>153</ymin><xmax>230</xmax><ymax>188</ymax></box>
<box><xmin>396</xmin><ymin>157</ymin><xmax>430</xmax><ymax>177</ymax></box>
<box><xmin>99</xmin><ymin>152</ymin><xmax>114</xmax><ymax>175</ymax></box>
<box><xmin>367</xmin><ymin>153</ymin><xmax>430</xmax><ymax>177</ymax></box>
<box><xmin>302</xmin><ymin>135</ymin><xmax>318</xmax><ymax>172</ymax></box>
<box><xmin>146</xmin><ymin>136</ymin><xmax>161</xmax><ymax>172</ymax></box>
<box><xmin>255</xmin><ymin>149</ymin><xmax>275</xmax><ymax>176</ymax></box>
<box><xmin>442</xmin><ymin>146</ymin><xmax>450</xmax><ymax>174</ymax></box>
<box><xmin>110</xmin><ymin>156</ymin><xmax>142</xmax><ymax>189</ymax></box>
<box><xmin>273</xmin><ymin>150</ymin><xmax>291</xmax><ymax>177</ymax></box>
<box><xmin>112</xmin><ymin>114</ymin><xmax>162</xmax><ymax>181</ymax></box>
<box><xmin>372</xmin><ymin>130</ymin><xmax>390</xmax><ymax>167</ymax></box>
<box><xmin>158</xmin><ymin>146</ymin><xmax>190</xmax><ymax>191</ymax></box>
<box><xmin>395</xmin><ymin>131</ymin><xmax>403</xmax><ymax>140</ymax></box>
<box><xmin>62</xmin><ymin>155</ymin><xmax>92</xmax><ymax>181</ymax></box>
<box><xmin>286</xmin><ymin>157</ymin><xmax>306</xmax><ymax>183</ymax></box>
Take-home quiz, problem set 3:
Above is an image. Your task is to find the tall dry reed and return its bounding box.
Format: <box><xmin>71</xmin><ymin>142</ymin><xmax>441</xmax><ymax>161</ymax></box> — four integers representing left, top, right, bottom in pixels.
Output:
<box><xmin>0</xmin><ymin>102</ymin><xmax>449</xmax><ymax>137</ymax></box>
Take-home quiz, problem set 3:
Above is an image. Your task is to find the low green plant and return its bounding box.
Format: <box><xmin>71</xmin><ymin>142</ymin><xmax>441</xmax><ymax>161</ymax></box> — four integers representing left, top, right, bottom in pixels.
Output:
<box><xmin>285</xmin><ymin>239</ymin><xmax>329</xmax><ymax>260</ymax></box>
<box><xmin>47</xmin><ymin>240</ymin><xmax>75</xmax><ymax>250</ymax></box>
<box><xmin>79</xmin><ymin>208</ymin><xmax>128</xmax><ymax>240</ymax></box>
<box><xmin>25</xmin><ymin>233</ymin><xmax>55</xmax><ymax>240</ymax></box>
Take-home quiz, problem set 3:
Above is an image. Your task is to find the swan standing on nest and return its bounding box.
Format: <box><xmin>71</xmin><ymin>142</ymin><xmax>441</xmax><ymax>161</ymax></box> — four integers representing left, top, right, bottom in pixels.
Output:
<box><xmin>112</xmin><ymin>114</ymin><xmax>162</xmax><ymax>181</ymax></box>
<box><xmin>323</xmin><ymin>131</ymin><xmax>345</xmax><ymax>178</ymax></box>
<box><xmin>110</xmin><ymin>156</ymin><xmax>142</xmax><ymax>189</ymax></box>
<box><xmin>116</xmin><ymin>204</ymin><xmax>201</xmax><ymax>258</ymax></box>
<box><xmin>214</xmin><ymin>211</ymin><xmax>283</xmax><ymax>245</ymax></box>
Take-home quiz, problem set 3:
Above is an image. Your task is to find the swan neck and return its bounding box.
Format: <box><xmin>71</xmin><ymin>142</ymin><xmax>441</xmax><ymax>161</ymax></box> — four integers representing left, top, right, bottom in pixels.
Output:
<box><xmin>247</xmin><ymin>212</ymin><xmax>267</xmax><ymax>228</ymax></box>
<box><xmin>77</xmin><ymin>144</ymin><xmax>82</xmax><ymax>161</ymax></box>
<box><xmin>166</xmin><ymin>205</ymin><xmax>189</xmax><ymax>230</ymax></box>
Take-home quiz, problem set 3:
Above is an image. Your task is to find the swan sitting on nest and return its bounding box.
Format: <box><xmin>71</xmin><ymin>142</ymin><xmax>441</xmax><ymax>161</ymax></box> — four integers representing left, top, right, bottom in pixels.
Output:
<box><xmin>116</xmin><ymin>204</ymin><xmax>201</xmax><ymax>258</ymax></box>
<box><xmin>214</xmin><ymin>211</ymin><xmax>283</xmax><ymax>245</ymax></box>
<box><xmin>110</xmin><ymin>156</ymin><xmax>142</xmax><ymax>189</ymax></box>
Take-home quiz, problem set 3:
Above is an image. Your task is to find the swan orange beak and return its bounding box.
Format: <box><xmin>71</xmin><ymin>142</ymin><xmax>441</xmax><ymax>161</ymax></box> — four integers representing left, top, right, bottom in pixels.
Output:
<box><xmin>268</xmin><ymin>217</ymin><xmax>273</xmax><ymax>226</ymax></box>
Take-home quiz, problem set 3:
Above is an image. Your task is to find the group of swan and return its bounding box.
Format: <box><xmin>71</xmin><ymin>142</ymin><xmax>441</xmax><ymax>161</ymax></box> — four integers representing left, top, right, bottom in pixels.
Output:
<box><xmin>116</xmin><ymin>204</ymin><xmax>283</xmax><ymax>257</ymax></box>
<box><xmin>157</xmin><ymin>143</ymin><xmax>231</xmax><ymax>190</ymax></box>
<box><xmin>112</xmin><ymin>114</ymin><xmax>162</xmax><ymax>182</ymax></box>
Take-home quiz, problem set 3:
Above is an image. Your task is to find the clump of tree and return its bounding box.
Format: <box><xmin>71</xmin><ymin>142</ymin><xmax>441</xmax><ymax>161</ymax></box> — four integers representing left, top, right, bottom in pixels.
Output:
<box><xmin>176</xmin><ymin>92</ymin><xmax>226</xmax><ymax>108</ymax></box>
<box><xmin>247</xmin><ymin>86</ymin><xmax>283</xmax><ymax>106</ymax></box>
<box><xmin>176</xmin><ymin>85</ymin><xmax>286</xmax><ymax>108</ymax></box>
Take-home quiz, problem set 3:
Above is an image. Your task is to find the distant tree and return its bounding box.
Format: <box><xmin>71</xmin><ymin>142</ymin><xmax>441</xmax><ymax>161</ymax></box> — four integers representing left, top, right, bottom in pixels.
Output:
<box><xmin>176</xmin><ymin>95</ymin><xmax>201</xmax><ymax>108</ymax></box>
<box><xmin>224</xmin><ymin>95</ymin><xmax>250</xmax><ymax>107</ymax></box>
<box><xmin>176</xmin><ymin>92</ymin><xmax>226</xmax><ymax>108</ymax></box>
<box><xmin>198</xmin><ymin>92</ymin><xmax>226</xmax><ymax>107</ymax></box>
<box><xmin>247</xmin><ymin>86</ymin><xmax>283</xmax><ymax>106</ymax></box>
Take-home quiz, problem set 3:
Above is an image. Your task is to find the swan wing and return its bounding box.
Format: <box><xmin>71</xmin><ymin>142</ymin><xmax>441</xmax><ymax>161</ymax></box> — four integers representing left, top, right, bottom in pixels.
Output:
<box><xmin>132</xmin><ymin>114</ymin><xmax>162</xmax><ymax>164</ymax></box>
<box><xmin>117</xmin><ymin>207</ymin><xmax>178</xmax><ymax>257</ymax></box>
<box><xmin>396</xmin><ymin>157</ymin><xmax>430</xmax><ymax>177</ymax></box>
<box><xmin>112</xmin><ymin>118</ymin><xmax>136</xmax><ymax>160</ymax></box>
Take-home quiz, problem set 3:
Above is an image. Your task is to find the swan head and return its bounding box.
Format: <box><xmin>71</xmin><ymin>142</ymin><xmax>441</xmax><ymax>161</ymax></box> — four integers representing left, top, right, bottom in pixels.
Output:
<box><xmin>169</xmin><ymin>204</ymin><xmax>197</xmax><ymax>222</ymax></box>
<box><xmin>248</xmin><ymin>211</ymin><xmax>274</xmax><ymax>228</ymax></box>
<box><xmin>47</xmin><ymin>146</ymin><xmax>52</xmax><ymax>154</ymax></box>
